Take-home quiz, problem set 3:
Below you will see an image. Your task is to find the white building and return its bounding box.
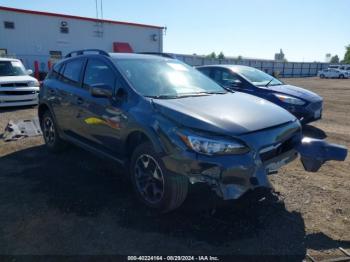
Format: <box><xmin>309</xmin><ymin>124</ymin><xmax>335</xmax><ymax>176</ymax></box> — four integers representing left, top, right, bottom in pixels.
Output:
<box><xmin>0</xmin><ymin>6</ymin><xmax>164</xmax><ymax>75</ymax></box>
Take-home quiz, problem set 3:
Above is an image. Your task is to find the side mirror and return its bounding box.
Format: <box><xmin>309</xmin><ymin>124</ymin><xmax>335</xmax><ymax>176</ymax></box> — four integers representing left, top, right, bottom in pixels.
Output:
<box><xmin>227</xmin><ymin>79</ymin><xmax>242</xmax><ymax>88</ymax></box>
<box><xmin>26</xmin><ymin>69</ymin><xmax>33</xmax><ymax>75</ymax></box>
<box><xmin>115</xmin><ymin>87</ymin><xmax>127</xmax><ymax>100</ymax></box>
<box><xmin>90</xmin><ymin>84</ymin><xmax>113</xmax><ymax>98</ymax></box>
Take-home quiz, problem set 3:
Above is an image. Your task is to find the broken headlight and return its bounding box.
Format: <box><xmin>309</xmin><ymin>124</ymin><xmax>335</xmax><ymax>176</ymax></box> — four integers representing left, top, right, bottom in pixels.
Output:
<box><xmin>179</xmin><ymin>134</ymin><xmax>249</xmax><ymax>155</ymax></box>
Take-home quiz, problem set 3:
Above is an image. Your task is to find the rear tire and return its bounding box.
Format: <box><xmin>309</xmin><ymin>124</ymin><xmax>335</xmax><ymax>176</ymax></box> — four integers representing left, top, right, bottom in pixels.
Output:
<box><xmin>129</xmin><ymin>142</ymin><xmax>188</xmax><ymax>213</ymax></box>
<box><xmin>40</xmin><ymin>110</ymin><xmax>67</xmax><ymax>153</ymax></box>
<box><xmin>339</xmin><ymin>74</ymin><xmax>345</xmax><ymax>79</ymax></box>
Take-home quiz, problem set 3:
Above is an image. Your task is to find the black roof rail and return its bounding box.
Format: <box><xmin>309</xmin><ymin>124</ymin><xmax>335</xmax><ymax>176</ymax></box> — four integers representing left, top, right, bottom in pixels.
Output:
<box><xmin>65</xmin><ymin>49</ymin><xmax>110</xmax><ymax>58</ymax></box>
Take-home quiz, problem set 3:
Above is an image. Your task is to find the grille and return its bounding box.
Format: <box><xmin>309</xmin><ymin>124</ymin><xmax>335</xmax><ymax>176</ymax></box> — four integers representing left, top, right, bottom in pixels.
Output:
<box><xmin>0</xmin><ymin>91</ymin><xmax>36</xmax><ymax>95</ymax></box>
<box><xmin>259</xmin><ymin>136</ymin><xmax>297</xmax><ymax>163</ymax></box>
<box><xmin>0</xmin><ymin>83</ymin><xmax>28</xmax><ymax>87</ymax></box>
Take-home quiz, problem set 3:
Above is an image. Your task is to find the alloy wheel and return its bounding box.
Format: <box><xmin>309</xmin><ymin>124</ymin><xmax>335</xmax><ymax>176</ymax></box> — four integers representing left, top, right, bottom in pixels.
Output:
<box><xmin>43</xmin><ymin>116</ymin><xmax>56</xmax><ymax>145</ymax></box>
<box><xmin>134</xmin><ymin>154</ymin><xmax>165</xmax><ymax>204</ymax></box>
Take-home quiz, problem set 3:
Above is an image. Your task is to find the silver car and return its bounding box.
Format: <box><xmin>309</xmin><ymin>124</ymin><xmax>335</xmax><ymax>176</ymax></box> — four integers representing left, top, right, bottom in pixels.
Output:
<box><xmin>317</xmin><ymin>68</ymin><xmax>349</xmax><ymax>79</ymax></box>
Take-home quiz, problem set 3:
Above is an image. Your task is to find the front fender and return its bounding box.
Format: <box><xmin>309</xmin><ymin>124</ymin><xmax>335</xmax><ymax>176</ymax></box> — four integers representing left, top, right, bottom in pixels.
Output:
<box><xmin>296</xmin><ymin>137</ymin><xmax>347</xmax><ymax>172</ymax></box>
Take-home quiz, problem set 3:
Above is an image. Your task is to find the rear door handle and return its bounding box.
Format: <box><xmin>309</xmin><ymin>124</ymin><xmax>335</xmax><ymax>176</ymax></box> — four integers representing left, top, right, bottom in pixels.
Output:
<box><xmin>76</xmin><ymin>97</ymin><xmax>84</xmax><ymax>105</ymax></box>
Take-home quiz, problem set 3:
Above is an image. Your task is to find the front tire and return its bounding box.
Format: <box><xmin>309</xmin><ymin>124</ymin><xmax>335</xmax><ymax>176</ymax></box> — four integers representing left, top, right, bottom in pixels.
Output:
<box><xmin>320</xmin><ymin>74</ymin><xmax>325</xmax><ymax>79</ymax></box>
<box><xmin>129</xmin><ymin>142</ymin><xmax>189</xmax><ymax>212</ymax></box>
<box><xmin>40</xmin><ymin>110</ymin><xmax>67</xmax><ymax>153</ymax></box>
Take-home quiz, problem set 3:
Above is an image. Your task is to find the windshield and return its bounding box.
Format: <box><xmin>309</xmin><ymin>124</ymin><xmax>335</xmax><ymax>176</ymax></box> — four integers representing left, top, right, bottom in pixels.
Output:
<box><xmin>0</xmin><ymin>61</ymin><xmax>27</xmax><ymax>76</ymax></box>
<box><xmin>235</xmin><ymin>67</ymin><xmax>283</xmax><ymax>86</ymax></box>
<box><xmin>114</xmin><ymin>58</ymin><xmax>226</xmax><ymax>98</ymax></box>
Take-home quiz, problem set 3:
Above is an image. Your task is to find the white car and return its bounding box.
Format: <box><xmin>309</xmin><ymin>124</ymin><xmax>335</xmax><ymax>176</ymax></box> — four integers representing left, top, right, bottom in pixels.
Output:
<box><xmin>317</xmin><ymin>68</ymin><xmax>349</xmax><ymax>79</ymax></box>
<box><xmin>0</xmin><ymin>58</ymin><xmax>40</xmax><ymax>107</ymax></box>
<box><xmin>339</xmin><ymin>65</ymin><xmax>350</xmax><ymax>73</ymax></box>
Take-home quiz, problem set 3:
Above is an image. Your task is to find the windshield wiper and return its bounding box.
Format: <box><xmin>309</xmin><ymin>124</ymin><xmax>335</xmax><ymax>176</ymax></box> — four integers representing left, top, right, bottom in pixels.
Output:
<box><xmin>204</xmin><ymin>91</ymin><xmax>227</xmax><ymax>94</ymax></box>
<box><xmin>265</xmin><ymin>78</ymin><xmax>274</xmax><ymax>87</ymax></box>
<box><xmin>146</xmin><ymin>95</ymin><xmax>180</xmax><ymax>99</ymax></box>
<box><xmin>146</xmin><ymin>91</ymin><xmax>227</xmax><ymax>99</ymax></box>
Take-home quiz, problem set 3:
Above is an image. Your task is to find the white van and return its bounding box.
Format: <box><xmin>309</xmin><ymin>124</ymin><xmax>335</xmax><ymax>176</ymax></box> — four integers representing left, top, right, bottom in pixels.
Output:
<box><xmin>0</xmin><ymin>58</ymin><xmax>40</xmax><ymax>107</ymax></box>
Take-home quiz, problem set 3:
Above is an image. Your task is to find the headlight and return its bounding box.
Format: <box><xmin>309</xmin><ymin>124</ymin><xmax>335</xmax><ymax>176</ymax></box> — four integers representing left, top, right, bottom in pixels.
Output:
<box><xmin>274</xmin><ymin>94</ymin><xmax>305</xmax><ymax>105</ymax></box>
<box><xmin>28</xmin><ymin>80</ymin><xmax>40</xmax><ymax>87</ymax></box>
<box><xmin>179</xmin><ymin>134</ymin><xmax>249</xmax><ymax>155</ymax></box>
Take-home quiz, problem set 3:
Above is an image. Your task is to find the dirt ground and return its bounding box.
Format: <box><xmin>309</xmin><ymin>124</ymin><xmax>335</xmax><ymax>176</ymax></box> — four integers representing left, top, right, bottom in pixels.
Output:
<box><xmin>0</xmin><ymin>78</ymin><xmax>349</xmax><ymax>259</ymax></box>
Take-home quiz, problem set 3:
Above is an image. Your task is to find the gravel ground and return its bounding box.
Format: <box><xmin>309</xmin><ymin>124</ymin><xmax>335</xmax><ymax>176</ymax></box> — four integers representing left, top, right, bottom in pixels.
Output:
<box><xmin>0</xmin><ymin>78</ymin><xmax>349</xmax><ymax>259</ymax></box>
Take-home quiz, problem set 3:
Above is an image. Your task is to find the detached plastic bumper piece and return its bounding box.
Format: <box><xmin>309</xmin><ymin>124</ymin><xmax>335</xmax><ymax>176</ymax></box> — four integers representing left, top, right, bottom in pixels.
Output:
<box><xmin>296</xmin><ymin>137</ymin><xmax>348</xmax><ymax>172</ymax></box>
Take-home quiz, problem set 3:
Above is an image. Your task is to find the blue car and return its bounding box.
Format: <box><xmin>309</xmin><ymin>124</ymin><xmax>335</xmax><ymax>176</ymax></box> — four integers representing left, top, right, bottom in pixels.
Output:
<box><xmin>197</xmin><ymin>65</ymin><xmax>323</xmax><ymax>125</ymax></box>
<box><xmin>39</xmin><ymin>50</ymin><xmax>347</xmax><ymax>212</ymax></box>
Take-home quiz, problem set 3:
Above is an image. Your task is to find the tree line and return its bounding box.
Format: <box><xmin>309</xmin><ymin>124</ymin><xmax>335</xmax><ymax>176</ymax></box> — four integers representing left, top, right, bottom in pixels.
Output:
<box><xmin>205</xmin><ymin>44</ymin><xmax>350</xmax><ymax>64</ymax></box>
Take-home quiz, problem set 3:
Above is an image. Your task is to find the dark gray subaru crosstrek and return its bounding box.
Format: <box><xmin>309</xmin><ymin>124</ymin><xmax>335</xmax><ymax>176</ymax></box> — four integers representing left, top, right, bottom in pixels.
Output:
<box><xmin>39</xmin><ymin>50</ymin><xmax>347</xmax><ymax>212</ymax></box>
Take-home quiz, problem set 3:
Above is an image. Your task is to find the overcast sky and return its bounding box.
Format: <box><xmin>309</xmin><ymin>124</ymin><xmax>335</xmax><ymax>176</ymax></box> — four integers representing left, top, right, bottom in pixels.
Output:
<box><xmin>1</xmin><ymin>0</ymin><xmax>349</xmax><ymax>62</ymax></box>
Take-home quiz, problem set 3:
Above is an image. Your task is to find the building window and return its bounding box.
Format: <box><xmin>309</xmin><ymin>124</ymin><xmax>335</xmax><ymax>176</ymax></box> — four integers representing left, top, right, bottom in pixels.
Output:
<box><xmin>4</xmin><ymin>21</ymin><xmax>15</xmax><ymax>29</ymax></box>
<box><xmin>49</xmin><ymin>51</ymin><xmax>62</xmax><ymax>60</ymax></box>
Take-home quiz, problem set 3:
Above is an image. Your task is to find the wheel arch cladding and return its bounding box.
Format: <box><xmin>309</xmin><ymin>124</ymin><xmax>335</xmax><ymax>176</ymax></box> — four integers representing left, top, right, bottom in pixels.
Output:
<box><xmin>38</xmin><ymin>103</ymin><xmax>50</xmax><ymax>119</ymax></box>
<box><xmin>125</xmin><ymin>129</ymin><xmax>164</xmax><ymax>158</ymax></box>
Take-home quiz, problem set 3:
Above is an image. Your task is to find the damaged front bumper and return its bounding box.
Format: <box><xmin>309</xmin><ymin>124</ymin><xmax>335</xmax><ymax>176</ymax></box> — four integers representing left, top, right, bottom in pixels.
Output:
<box><xmin>296</xmin><ymin>137</ymin><xmax>347</xmax><ymax>172</ymax></box>
<box><xmin>161</xmin><ymin>121</ymin><xmax>347</xmax><ymax>201</ymax></box>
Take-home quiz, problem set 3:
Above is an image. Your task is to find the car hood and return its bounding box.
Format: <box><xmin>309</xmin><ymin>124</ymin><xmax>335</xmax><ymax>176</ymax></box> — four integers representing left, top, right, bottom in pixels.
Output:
<box><xmin>152</xmin><ymin>92</ymin><xmax>296</xmax><ymax>135</ymax></box>
<box><xmin>0</xmin><ymin>75</ymin><xmax>37</xmax><ymax>83</ymax></box>
<box><xmin>262</xmin><ymin>84</ymin><xmax>322</xmax><ymax>103</ymax></box>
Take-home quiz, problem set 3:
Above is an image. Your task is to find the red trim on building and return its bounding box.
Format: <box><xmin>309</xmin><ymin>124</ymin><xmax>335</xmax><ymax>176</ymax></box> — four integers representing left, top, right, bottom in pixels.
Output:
<box><xmin>34</xmin><ymin>61</ymin><xmax>39</xmax><ymax>80</ymax></box>
<box><xmin>113</xmin><ymin>42</ymin><xmax>133</xmax><ymax>53</ymax></box>
<box><xmin>0</xmin><ymin>6</ymin><xmax>164</xmax><ymax>29</ymax></box>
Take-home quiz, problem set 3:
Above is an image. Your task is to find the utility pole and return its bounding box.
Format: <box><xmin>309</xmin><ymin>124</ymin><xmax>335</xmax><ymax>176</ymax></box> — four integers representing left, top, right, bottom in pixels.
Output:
<box><xmin>100</xmin><ymin>0</ymin><xmax>104</xmax><ymax>20</ymax></box>
<box><xmin>95</xmin><ymin>0</ymin><xmax>99</xmax><ymax>19</ymax></box>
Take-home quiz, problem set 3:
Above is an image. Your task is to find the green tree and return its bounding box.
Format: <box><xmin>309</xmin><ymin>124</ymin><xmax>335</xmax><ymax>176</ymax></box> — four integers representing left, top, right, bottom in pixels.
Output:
<box><xmin>207</xmin><ymin>52</ymin><xmax>217</xmax><ymax>59</ymax></box>
<box><xmin>237</xmin><ymin>55</ymin><xmax>243</xmax><ymax>61</ymax></box>
<box><xmin>218</xmin><ymin>52</ymin><xmax>225</xmax><ymax>59</ymax></box>
<box><xmin>343</xmin><ymin>45</ymin><xmax>350</xmax><ymax>64</ymax></box>
<box><xmin>330</xmin><ymin>55</ymin><xmax>340</xmax><ymax>64</ymax></box>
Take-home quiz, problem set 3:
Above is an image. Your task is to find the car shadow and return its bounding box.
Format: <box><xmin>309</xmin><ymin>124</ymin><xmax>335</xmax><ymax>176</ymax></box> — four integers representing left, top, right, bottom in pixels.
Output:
<box><xmin>303</xmin><ymin>125</ymin><xmax>327</xmax><ymax>139</ymax></box>
<box><xmin>0</xmin><ymin>145</ymin><xmax>348</xmax><ymax>256</ymax></box>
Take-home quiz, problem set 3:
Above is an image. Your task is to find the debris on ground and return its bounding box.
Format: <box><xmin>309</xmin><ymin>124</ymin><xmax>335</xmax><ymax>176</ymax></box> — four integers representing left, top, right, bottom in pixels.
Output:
<box><xmin>2</xmin><ymin>118</ymin><xmax>42</xmax><ymax>142</ymax></box>
<box><xmin>307</xmin><ymin>247</ymin><xmax>350</xmax><ymax>262</ymax></box>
